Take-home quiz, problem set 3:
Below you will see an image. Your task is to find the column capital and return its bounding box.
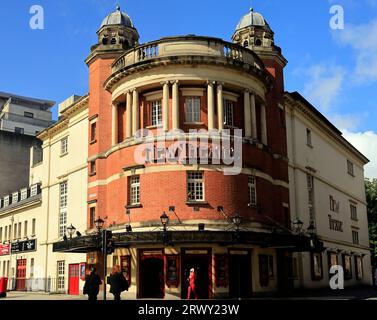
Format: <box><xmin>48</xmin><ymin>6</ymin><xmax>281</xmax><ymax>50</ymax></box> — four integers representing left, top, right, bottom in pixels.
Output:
<box><xmin>244</xmin><ymin>89</ymin><xmax>251</xmax><ymax>94</ymax></box>
<box><xmin>206</xmin><ymin>80</ymin><xmax>216</xmax><ymax>86</ymax></box>
<box><xmin>160</xmin><ymin>81</ymin><xmax>170</xmax><ymax>86</ymax></box>
<box><xmin>217</xmin><ymin>82</ymin><xmax>224</xmax><ymax>89</ymax></box>
<box><xmin>112</xmin><ymin>101</ymin><xmax>121</xmax><ymax>107</ymax></box>
<box><xmin>170</xmin><ymin>80</ymin><xmax>179</xmax><ymax>85</ymax></box>
<box><xmin>132</xmin><ymin>87</ymin><xmax>138</xmax><ymax>93</ymax></box>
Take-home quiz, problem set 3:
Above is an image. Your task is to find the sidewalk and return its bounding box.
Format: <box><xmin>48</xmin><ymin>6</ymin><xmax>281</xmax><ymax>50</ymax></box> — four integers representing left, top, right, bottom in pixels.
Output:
<box><xmin>2</xmin><ymin>286</ymin><xmax>377</xmax><ymax>300</ymax></box>
<box><xmin>250</xmin><ymin>286</ymin><xmax>377</xmax><ymax>300</ymax></box>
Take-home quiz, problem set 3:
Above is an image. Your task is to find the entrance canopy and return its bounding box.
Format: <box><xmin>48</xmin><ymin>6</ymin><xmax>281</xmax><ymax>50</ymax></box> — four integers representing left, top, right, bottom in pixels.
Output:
<box><xmin>53</xmin><ymin>230</ymin><xmax>322</xmax><ymax>253</ymax></box>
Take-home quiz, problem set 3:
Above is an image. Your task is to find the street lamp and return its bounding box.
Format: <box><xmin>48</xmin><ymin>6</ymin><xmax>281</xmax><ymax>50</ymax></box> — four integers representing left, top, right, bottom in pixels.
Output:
<box><xmin>160</xmin><ymin>212</ymin><xmax>169</xmax><ymax>232</ymax></box>
<box><xmin>160</xmin><ymin>212</ymin><xmax>170</xmax><ymax>246</ymax></box>
<box><xmin>293</xmin><ymin>219</ymin><xmax>304</xmax><ymax>234</ymax></box>
<box><xmin>94</xmin><ymin>217</ymin><xmax>104</xmax><ymax>233</ymax></box>
<box><xmin>94</xmin><ymin>217</ymin><xmax>107</xmax><ymax>300</ymax></box>
<box><xmin>307</xmin><ymin>222</ymin><xmax>316</xmax><ymax>249</ymax></box>
<box><xmin>67</xmin><ymin>224</ymin><xmax>76</xmax><ymax>240</ymax></box>
<box><xmin>232</xmin><ymin>213</ymin><xmax>242</xmax><ymax>231</ymax></box>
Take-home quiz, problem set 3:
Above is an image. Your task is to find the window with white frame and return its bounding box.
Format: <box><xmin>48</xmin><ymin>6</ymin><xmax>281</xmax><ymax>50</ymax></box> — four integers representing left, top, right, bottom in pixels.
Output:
<box><xmin>30</xmin><ymin>184</ymin><xmax>38</xmax><ymax>197</ymax></box>
<box><xmin>13</xmin><ymin>224</ymin><xmax>17</xmax><ymax>239</ymax></box>
<box><xmin>224</xmin><ymin>99</ymin><xmax>234</xmax><ymax>127</ymax></box>
<box><xmin>248</xmin><ymin>176</ymin><xmax>257</xmax><ymax>207</ymax></box>
<box><xmin>347</xmin><ymin>160</ymin><xmax>354</xmax><ymax>176</ymax></box>
<box><xmin>17</xmin><ymin>222</ymin><xmax>21</xmax><ymax>239</ymax></box>
<box><xmin>61</xmin><ymin>137</ymin><xmax>68</xmax><ymax>155</ymax></box>
<box><xmin>12</xmin><ymin>192</ymin><xmax>19</xmax><ymax>204</ymax></box>
<box><xmin>3</xmin><ymin>196</ymin><xmax>9</xmax><ymax>207</ymax></box>
<box><xmin>151</xmin><ymin>100</ymin><xmax>162</xmax><ymax>126</ymax></box>
<box><xmin>24</xmin><ymin>221</ymin><xmax>28</xmax><ymax>237</ymax></box>
<box><xmin>59</xmin><ymin>182</ymin><xmax>68</xmax><ymax>237</ymax></box>
<box><xmin>57</xmin><ymin>261</ymin><xmax>65</xmax><ymax>292</ymax></box>
<box><xmin>4</xmin><ymin>226</ymin><xmax>7</xmax><ymax>241</ymax></box>
<box><xmin>187</xmin><ymin>171</ymin><xmax>204</xmax><ymax>202</ymax></box>
<box><xmin>32</xmin><ymin>218</ymin><xmax>36</xmax><ymax>236</ymax></box>
<box><xmin>306</xmin><ymin>129</ymin><xmax>312</xmax><ymax>147</ymax></box>
<box><xmin>350</xmin><ymin>203</ymin><xmax>358</xmax><ymax>221</ymax></box>
<box><xmin>330</xmin><ymin>195</ymin><xmax>340</xmax><ymax>213</ymax></box>
<box><xmin>129</xmin><ymin>176</ymin><xmax>140</xmax><ymax>205</ymax></box>
<box><xmin>185</xmin><ymin>97</ymin><xmax>201</xmax><ymax>123</ymax></box>
<box><xmin>307</xmin><ymin>174</ymin><xmax>316</xmax><ymax>222</ymax></box>
<box><xmin>20</xmin><ymin>188</ymin><xmax>28</xmax><ymax>201</ymax></box>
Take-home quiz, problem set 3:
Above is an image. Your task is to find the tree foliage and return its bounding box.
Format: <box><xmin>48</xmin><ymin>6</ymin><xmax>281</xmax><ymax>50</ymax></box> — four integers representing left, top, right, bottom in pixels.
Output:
<box><xmin>365</xmin><ymin>178</ymin><xmax>377</xmax><ymax>270</ymax></box>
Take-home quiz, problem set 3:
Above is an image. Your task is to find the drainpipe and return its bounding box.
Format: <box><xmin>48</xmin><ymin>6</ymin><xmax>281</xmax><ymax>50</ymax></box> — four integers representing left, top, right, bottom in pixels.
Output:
<box><xmin>8</xmin><ymin>213</ymin><xmax>14</xmax><ymax>290</ymax></box>
<box><xmin>44</xmin><ymin>137</ymin><xmax>52</xmax><ymax>291</ymax></box>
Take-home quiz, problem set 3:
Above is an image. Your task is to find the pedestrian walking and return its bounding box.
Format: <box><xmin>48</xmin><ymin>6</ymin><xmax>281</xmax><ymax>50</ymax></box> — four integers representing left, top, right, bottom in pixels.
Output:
<box><xmin>187</xmin><ymin>268</ymin><xmax>199</xmax><ymax>300</ymax></box>
<box><xmin>83</xmin><ymin>267</ymin><xmax>102</xmax><ymax>301</ymax></box>
<box><xmin>109</xmin><ymin>265</ymin><xmax>129</xmax><ymax>301</ymax></box>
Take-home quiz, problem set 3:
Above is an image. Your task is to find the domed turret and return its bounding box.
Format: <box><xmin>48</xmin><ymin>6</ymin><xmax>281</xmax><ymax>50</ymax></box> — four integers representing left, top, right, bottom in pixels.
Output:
<box><xmin>96</xmin><ymin>5</ymin><xmax>139</xmax><ymax>50</ymax></box>
<box><xmin>101</xmin><ymin>5</ymin><xmax>135</xmax><ymax>29</ymax></box>
<box><xmin>232</xmin><ymin>8</ymin><xmax>274</xmax><ymax>51</ymax></box>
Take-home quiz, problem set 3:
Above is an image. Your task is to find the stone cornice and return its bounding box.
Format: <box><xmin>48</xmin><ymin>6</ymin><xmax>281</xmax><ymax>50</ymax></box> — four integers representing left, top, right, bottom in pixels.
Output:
<box><xmin>284</xmin><ymin>93</ymin><xmax>369</xmax><ymax>164</ymax></box>
<box><xmin>38</xmin><ymin>95</ymin><xmax>89</xmax><ymax>141</ymax></box>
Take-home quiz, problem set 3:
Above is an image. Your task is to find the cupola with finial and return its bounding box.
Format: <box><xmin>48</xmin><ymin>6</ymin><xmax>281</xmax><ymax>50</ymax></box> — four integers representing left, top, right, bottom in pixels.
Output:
<box><xmin>87</xmin><ymin>5</ymin><xmax>140</xmax><ymax>64</ymax></box>
<box><xmin>232</xmin><ymin>7</ymin><xmax>286</xmax><ymax>68</ymax></box>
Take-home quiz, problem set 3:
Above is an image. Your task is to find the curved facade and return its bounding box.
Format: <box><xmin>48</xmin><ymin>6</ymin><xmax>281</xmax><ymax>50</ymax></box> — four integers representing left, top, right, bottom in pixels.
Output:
<box><xmin>81</xmin><ymin>7</ymin><xmax>295</xmax><ymax>298</ymax></box>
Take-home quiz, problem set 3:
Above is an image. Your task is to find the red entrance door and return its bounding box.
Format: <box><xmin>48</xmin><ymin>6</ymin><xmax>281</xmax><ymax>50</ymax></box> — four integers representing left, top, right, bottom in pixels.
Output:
<box><xmin>68</xmin><ymin>264</ymin><xmax>80</xmax><ymax>295</ymax></box>
<box><xmin>16</xmin><ymin>259</ymin><xmax>27</xmax><ymax>291</ymax></box>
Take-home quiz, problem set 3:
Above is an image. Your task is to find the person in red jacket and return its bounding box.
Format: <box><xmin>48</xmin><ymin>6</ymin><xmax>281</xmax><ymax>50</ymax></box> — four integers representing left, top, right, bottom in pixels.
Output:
<box><xmin>187</xmin><ymin>268</ymin><xmax>199</xmax><ymax>300</ymax></box>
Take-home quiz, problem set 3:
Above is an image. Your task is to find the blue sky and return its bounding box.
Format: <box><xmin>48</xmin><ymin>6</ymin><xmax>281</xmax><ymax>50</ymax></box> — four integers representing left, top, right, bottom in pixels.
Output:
<box><xmin>0</xmin><ymin>0</ymin><xmax>377</xmax><ymax>176</ymax></box>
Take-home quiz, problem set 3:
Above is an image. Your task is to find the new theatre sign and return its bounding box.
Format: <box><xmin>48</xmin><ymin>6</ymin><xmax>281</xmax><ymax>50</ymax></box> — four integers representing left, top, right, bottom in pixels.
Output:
<box><xmin>11</xmin><ymin>239</ymin><xmax>36</xmax><ymax>253</ymax></box>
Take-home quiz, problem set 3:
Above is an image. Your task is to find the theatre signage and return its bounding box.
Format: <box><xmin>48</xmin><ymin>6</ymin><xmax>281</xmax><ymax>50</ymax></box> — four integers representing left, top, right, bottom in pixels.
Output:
<box><xmin>11</xmin><ymin>239</ymin><xmax>37</xmax><ymax>253</ymax></box>
<box><xmin>0</xmin><ymin>244</ymin><xmax>10</xmax><ymax>256</ymax></box>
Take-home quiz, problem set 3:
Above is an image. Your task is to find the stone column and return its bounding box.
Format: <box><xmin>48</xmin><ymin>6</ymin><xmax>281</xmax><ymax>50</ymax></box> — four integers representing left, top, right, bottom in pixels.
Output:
<box><xmin>261</xmin><ymin>103</ymin><xmax>268</xmax><ymax>145</ymax></box>
<box><xmin>132</xmin><ymin>89</ymin><xmax>139</xmax><ymax>136</ymax></box>
<box><xmin>111</xmin><ymin>102</ymin><xmax>118</xmax><ymax>146</ymax></box>
<box><xmin>250</xmin><ymin>94</ymin><xmax>257</xmax><ymax>140</ymax></box>
<box><xmin>126</xmin><ymin>91</ymin><xmax>132</xmax><ymax>139</ymax></box>
<box><xmin>163</xmin><ymin>82</ymin><xmax>170</xmax><ymax>131</ymax></box>
<box><xmin>207</xmin><ymin>81</ymin><xmax>215</xmax><ymax>131</ymax></box>
<box><xmin>217</xmin><ymin>83</ymin><xmax>224</xmax><ymax>131</ymax></box>
<box><xmin>172</xmin><ymin>81</ymin><xmax>179</xmax><ymax>130</ymax></box>
<box><xmin>244</xmin><ymin>90</ymin><xmax>251</xmax><ymax>137</ymax></box>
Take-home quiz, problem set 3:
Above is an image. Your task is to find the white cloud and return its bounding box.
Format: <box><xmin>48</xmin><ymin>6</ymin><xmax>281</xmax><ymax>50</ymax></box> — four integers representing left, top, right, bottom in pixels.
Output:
<box><xmin>329</xmin><ymin>113</ymin><xmax>365</xmax><ymax>131</ymax></box>
<box><xmin>335</xmin><ymin>19</ymin><xmax>377</xmax><ymax>82</ymax></box>
<box><xmin>301</xmin><ymin>64</ymin><xmax>346</xmax><ymax>111</ymax></box>
<box><xmin>342</xmin><ymin>130</ymin><xmax>377</xmax><ymax>178</ymax></box>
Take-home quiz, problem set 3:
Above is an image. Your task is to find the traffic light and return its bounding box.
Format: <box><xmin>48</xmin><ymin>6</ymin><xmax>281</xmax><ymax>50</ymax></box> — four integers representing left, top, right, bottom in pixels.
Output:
<box><xmin>105</xmin><ymin>230</ymin><xmax>115</xmax><ymax>255</ymax></box>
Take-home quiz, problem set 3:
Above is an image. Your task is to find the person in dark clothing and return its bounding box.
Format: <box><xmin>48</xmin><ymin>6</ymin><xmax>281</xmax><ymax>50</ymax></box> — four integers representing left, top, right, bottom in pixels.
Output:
<box><xmin>83</xmin><ymin>267</ymin><xmax>102</xmax><ymax>301</ymax></box>
<box><xmin>109</xmin><ymin>265</ymin><xmax>129</xmax><ymax>301</ymax></box>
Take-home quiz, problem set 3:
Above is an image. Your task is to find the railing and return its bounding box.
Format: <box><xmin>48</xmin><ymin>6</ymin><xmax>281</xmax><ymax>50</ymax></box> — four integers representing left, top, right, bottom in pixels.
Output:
<box><xmin>7</xmin><ymin>277</ymin><xmax>63</xmax><ymax>293</ymax></box>
<box><xmin>111</xmin><ymin>36</ymin><xmax>263</xmax><ymax>74</ymax></box>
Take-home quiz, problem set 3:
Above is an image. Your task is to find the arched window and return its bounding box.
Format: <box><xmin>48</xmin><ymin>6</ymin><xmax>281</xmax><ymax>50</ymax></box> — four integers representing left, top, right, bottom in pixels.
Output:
<box><xmin>243</xmin><ymin>40</ymin><xmax>249</xmax><ymax>47</ymax></box>
<box><xmin>111</xmin><ymin>38</ymin><xmax>117</xmax><ymax>45</ymax></box>
<box><xmin>255</xmin><ymin>39</ymin><xmax>262</xmax><ymax>46</ymax></box>
<box><xmin>102</xmin><ymin>38</ymin><xmax>108</xmax><ymax>45</ymax></box>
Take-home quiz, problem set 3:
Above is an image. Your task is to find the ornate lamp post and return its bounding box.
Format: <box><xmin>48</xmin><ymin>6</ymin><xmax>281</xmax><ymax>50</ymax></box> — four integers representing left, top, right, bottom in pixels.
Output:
<box><xmin>307</xmin><ymin>222</ymin><xmax>317</xmax><ymax>249</ymax></box>
<box><xmin>232</xmin><ymin>213</ymin><xmax>242</xmax><ymax>242</ymax></box>
<box><xmin>160</xmin><ymin>212</ymin><xmax>170</xmax><ymax>245</ymax></box>
<box><xmin>292</xmin><ymin>219</ymin><xmax>304</xmax><ymax>234</ymax></box>
<box><xmin>67</xmin><ymin>224</ymin><xmax>76</xmax><ymax>240</ymax></box>
<box><xmin>94</xmin><ymin>217</ymin><xmax>107</xmax><ymax>300</ymax></box>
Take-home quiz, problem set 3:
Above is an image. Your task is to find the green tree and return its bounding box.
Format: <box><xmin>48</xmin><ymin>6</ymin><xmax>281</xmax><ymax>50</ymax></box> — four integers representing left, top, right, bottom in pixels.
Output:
<box><xmin>365</xmin><ymin>178</ymin><xmax>377</xmax><ymax>272</ymax></box>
